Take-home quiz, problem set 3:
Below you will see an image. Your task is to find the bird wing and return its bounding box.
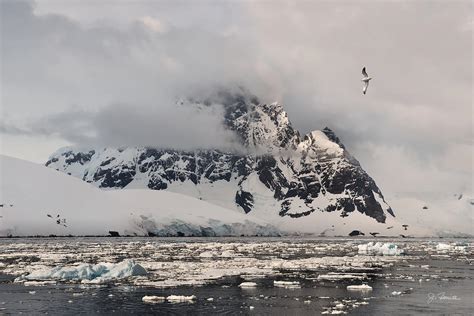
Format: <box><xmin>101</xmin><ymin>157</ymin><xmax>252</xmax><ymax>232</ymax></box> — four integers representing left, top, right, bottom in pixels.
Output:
<box><xmin>362</xmin><ymin>67</ymin><xmax>368</xmax><ymax>77</ymax></box>
<box><xmin>363</xmin><ymin>81</ymin><xmax>369</xmax><ymax>94</ymax></box>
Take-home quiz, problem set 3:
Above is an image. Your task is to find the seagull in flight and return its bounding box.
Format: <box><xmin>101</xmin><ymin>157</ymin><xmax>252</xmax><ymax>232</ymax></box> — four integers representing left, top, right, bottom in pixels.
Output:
<box><xmin>361</xmin><ymin>67</ymin><xmax>372</xmax><ymax>95</ymax></box>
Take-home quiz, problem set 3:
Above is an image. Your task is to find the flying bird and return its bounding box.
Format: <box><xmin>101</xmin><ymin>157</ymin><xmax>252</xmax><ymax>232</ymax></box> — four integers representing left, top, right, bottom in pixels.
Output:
<box><xmin>361</xmin><ymin>67</ymin><xmax>372</xmax><ymax>95</ymax></box>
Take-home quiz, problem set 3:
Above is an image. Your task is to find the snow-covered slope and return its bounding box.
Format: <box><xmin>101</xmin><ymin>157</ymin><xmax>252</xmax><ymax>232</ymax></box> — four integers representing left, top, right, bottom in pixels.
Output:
<box><xmin>46</xmin><ymin>91</ymin><xmax>394</xmax><ymax>225</ymax></box>
<box><xmin>0</xmin><ymin>155</ymin><xmax>279</xmax><ymax>237</ymax></box>
<box><xmin>2</xmin><ymin>155</ymin><xmax>456</xmax><ymax>236</ymax></box>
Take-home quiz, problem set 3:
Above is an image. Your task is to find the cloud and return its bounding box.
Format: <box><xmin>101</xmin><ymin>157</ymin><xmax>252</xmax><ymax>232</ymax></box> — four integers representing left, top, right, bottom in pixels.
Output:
<box><xmin>1</xmin><ymin>0</ymin><xmax>472</xmax><ymax>196</ymax></box>
<box><xmin>139</xmin><ymin>16</ymin><xmax>166</xmax><ymax>33</ymax></box>
<box><xmin>2</xmin><ymin>101</ymin><xmax>245</xmax><ymax>152</ymax></box>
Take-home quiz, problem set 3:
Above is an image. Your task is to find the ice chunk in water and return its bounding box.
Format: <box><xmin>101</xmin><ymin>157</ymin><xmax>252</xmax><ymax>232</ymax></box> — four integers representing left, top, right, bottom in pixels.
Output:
<box><xmin>166</xmin><ymin>295</ymin><xmax>197</xmax><ymax>302</ymax></box>
<box><xmin>273</xmin><ymin>280</ymin><xmax>301</xmax><ymax>288</ymax></box>
<box><xmin>142</xmin><ymin>296</ymin><xmax>165</xmax><ymax>303</ymax></box>
<box><xmin>239</xmin><ymin>282</ymin><xmax>257</xmax><ymax>288</ymax></box>
<box><xmin>436</xmin><ymin>243</ymin><xmax>452</xmax><ymax>251</ymax></box>
<box><xmin>347</xmin><ymin>284</ymin><xmax>372</xmax><ymax>291</ymax></box>
<box><xmin>436</xmin><ymin>242</ymin><xmax>467</xmax><ymax>253</ymax></box>
<box><xmin>18</xmin><ymin>260</ymin><xmax>147</xmax><ymax>282</ymax></box>
<box><xmin>358</xmin><ymin>242</ymin><xmax>403</xmax><ymax>256</ymax></box>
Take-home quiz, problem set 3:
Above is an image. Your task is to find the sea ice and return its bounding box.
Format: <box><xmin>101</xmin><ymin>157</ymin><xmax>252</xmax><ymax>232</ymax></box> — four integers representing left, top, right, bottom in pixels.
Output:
<box><xmin>436</xmin><ymin>242</ymin><xmax>467</xmax><ymax>253</ymax></box>
<box><xmin>357</xmin><ymin>242</ymin><xmax>403</xmax><ymax>256</ymax></box>
<box><xmin>142</xmin><ymin>296</ymin><xmax>165</xmax><ymax>303</ymax></box>
<box><xmin>436</xmin><ymin>243</ymin><xmax>452</xmax><ymax>251</ymax></box>
<box><xmin>318</xmin><ymin>273</ymin><xmax>367</xmax><ymax>281</ymax></box>
<box><xmin>239</xmin><ymin>282</ymin><xmax>258</xmax><ymax>288</ymax></box>
<box><xmin>23</xmin><ymin>281</ymin><xmax>56</xmax><ymax>286</ymax></box>
<box><xmin>273</xmin><ymin>280</ymin><xmax>301</xmax><ymax>288</ymax></box>
<box><xmin>17</xmin><ymin>260</ymin><xmax>147</xmax><ymax>282</ymax></box>
<box><xmin>346</xmin><ymin>284</ymin><xmax>372</xmax><ymax>291</ymax></box>
<box><xmin>166</xmin><ymin>295</ymin><xmax>197</xmax><ymax>302</ymax></box>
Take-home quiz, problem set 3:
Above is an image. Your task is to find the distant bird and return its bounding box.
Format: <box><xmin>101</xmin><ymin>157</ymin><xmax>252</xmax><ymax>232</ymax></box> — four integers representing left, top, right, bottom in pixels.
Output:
<box><xmin>361</xmin><ymin>67</ymin><xmax>372</xmax><ymax>94</ymax></box>
<box><xmin>369</xmin><ymin>232</ymin><xmax>380</xmax><ymax>237</ymax></box>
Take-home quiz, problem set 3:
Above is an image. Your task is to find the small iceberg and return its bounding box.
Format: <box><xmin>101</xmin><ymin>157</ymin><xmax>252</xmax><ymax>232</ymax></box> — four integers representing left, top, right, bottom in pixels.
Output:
<box><xmin>17</xmin><ymin>260</ymin><xmax>147</xmax><ymax>282</ymax></box>
<box><xmin>317</xmin><ymin>273</ymin><xmax>367</xmax><ymax>281</ymax></box>
<box><xmin>347</xmin><ymin>284</ymin><xmax>373</xmax><ymax>291</ymax></box>
<box><xmin>436</xmin><ymin>243</ymin><xmax>467</xmax><ymax>253</ymax></box>
<box><xmin>142</xmin><ymin>296</ymin><xmax>166</xmax><ymax>304</ymax></box>
<box><xmin>166</xmin><ymin>295</ymin><xmax>197</xmax><ymax>303</ymax></box>
<box><xmin>239</xmin><ymin>282</ymin><xmax>257</xmax><ymax>288</ymax></box>
<box><xmin>358</xmin><ymin>242</ymin><xmax>404</xmax><ymax>256</ymax></box>
<box><xmin>273</xmin><ymin>280</ymin><xmax>301</xmax><ymax>289</ymax></box>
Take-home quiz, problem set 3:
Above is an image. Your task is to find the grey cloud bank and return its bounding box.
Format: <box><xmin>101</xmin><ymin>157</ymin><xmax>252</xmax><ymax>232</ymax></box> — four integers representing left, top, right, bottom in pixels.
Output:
<box><xmin>0</xmin><ymin>0</ymin><xmax>472</xmax><ymax>196</ymax></box>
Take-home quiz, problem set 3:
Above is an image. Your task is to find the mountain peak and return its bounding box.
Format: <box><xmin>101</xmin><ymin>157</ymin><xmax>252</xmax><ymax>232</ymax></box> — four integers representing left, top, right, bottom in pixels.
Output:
<box><xmin>46</xmin><ymin>92</ymin><xmax>394</xmax><ymax>226</ymax></box>
<box><xmin>322</xmin><ymin>127</ymin><xmax>345</xmax><ymax>149</ymax></box>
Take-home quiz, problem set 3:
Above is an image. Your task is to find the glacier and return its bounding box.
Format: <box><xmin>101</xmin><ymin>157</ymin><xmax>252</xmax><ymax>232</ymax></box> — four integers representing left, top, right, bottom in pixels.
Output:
<box><xmin>0</xmin><ymin>155</ymin><xmax>279</xmax><ymax>237</ymax></box>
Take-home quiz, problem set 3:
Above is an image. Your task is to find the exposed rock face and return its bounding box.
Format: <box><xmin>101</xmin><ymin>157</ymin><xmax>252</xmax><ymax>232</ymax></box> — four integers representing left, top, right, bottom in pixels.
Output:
<box><xmin>46</xmin><ymin>92</ymin><xmax>394</xmax><ymax>223</ymax></box>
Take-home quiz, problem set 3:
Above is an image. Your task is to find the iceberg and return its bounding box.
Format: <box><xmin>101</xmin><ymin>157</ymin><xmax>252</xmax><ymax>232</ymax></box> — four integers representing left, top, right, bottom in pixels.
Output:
<box><xmin>166</xmin><ymin>295</ymin><xmax>196</xmax><ymax>302</ymax></box>
<box><xmin>357</xmin><ymin>242</ymin><xmax>404</xmax><ymax>256</ymax></box>
<box><xmin>239</xmin><ymin>282</ymin><xmax>258</xmax><ymax>288</ymax></box>
<box><xmin>317</xmin><ymin>273</ymin><xmax>367</xmax><ymax>281</ymax></box>
<box><xmin>347</xmin><ymin>284</ymin><xmax>373</xmax><ymax>291</ymax></box>
<box><xmin>273</xmin><ymin>280</ymin><xmax>301</xmax><ymax>288</ymax></box>
<box><xmin>142</xmin><ymin>296</ymin><xmax>166</xmax><ymax>303</ymax></box>
<box><xmin>436</xmin><ymin>242</ymin><xmax>467</xmax><ymax>253</ymax></box>
<box><xmin>17</xmin><ymin>260</ymin><xmax>147</xmax><ymax>282</ymax></box>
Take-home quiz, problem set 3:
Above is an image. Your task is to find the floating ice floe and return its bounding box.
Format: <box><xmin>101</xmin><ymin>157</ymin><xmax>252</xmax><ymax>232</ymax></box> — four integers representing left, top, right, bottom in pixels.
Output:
<box><xmin>199</xmin><ymin>251</ymin><xmax>215</xmax><ymax>258</ymax></box>
<box><xmin>436</xmin><ymin>243</ymin><xmax>452</xmax><ymax>251</ymax></box>
<box><xmin>357</xmin><ymin>242</ymin><xmax>404</xmax><ymax>256</ymax></box>
<box><xmin>346</xmin><ymin>284</ymin><xmax>372</xmax><ymax>291</ymax></box>
<box><xmin>435</xmin><ymin>243</ymin><xmax>467</xmax><ymax>253</ymax></box>
<box><xmin>166</xmin><ymin>295</ymin><xmax>197</xmax><ymax>303</ymax></box>
<box><xmin>23</xmin><ymin>280</ymin><xmax>56</xmax><ymax>286</ymax></box>
<box><xmin>239</xmin><ymin>282</ymin><xmax>257</xmax><ymax>288</ymax></box>
<box><xmin>322</xmin><ymin>310</ymin><xmax>347</xmax><ymax>315</ymax></box>
<box><xmin>317</xmin><ymin>273</ymin><xmax>367</xmax><ymax>281</ymax></box>
<box><xmin>273</xmin><ymin>280</ymin><xmax>301</xmax><ymax>288</ymax></box>
<box><xmin>17</xmin><ymin>260</ymin><xmax>147</xmax><ymax>283</ymax></box>
<box><xmin>142</xmin><ymin>296</ymin><xmax>165</xmax><ymax>303</ymax></box>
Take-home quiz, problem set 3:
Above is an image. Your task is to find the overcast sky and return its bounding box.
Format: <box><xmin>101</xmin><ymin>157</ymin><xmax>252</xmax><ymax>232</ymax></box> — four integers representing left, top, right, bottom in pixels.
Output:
<box><xmin>1</xmin><ymin>0</ymin><xmax>472</xmax><ymax>197</ymax></box>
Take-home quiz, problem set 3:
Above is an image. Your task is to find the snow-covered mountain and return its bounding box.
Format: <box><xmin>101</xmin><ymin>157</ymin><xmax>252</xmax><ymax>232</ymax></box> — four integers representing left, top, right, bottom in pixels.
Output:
<box><xmin>0</xmin><ymin>155</ymin><xmax>279</xmax><ymax>237</ymax></box>
<box><xmin>46</xmin><ymin>91</ymin><xmax>394</xmax><ymax>225</ymax></box>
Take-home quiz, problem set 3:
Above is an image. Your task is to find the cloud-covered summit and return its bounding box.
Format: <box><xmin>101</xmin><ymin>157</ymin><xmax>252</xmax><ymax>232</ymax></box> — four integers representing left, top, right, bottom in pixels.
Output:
<box><xmin>1</xmin><ymin>0</ymin><xmax>472</xmax><ymax>197</ymax></box>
